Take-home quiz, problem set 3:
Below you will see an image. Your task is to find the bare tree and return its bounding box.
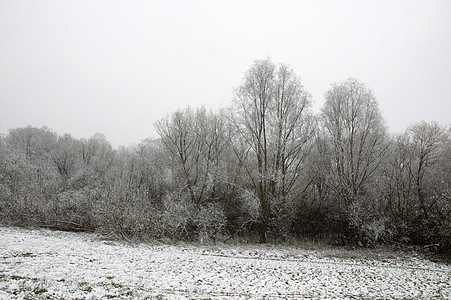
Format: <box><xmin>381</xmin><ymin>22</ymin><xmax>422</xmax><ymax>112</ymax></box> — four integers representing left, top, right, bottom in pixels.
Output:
<box><xmin>380</xmin><ymin>133</ymin><xmax>416</xmax><ymax>221</ymax></box>
<box><xmin>79</xmin><ymin>133</ymin><xmax>115</xmax><ymax>187</ymax></box>
<box><xmin>155</xmin><ymin>107</ymin><xmax>229</xmax><ymax>207</ymax></box>
<box><xmin>269</xmin><ymin>65</ymin><xmax>316</xmax><ymax>203</ymax></box>
<box><xmin>230</xmin><ymin>59</ymin><xmax>314</xmax><ymax>242</ymax></box>
<box><xmin>380</xmin><ymin>122</ymin><xmax>450</xmax><ymax>245</ymax></box>
<box><xmin>320</xmin><ymin>78</ymin><xmax>387</xmax><ymax>211</ymax></box>
<box><xmin>52</xmin><ymin>134</ymin><xmax>81</xmax><ymax>184</ymax></box>
<box><xmin>407</xmin><ymin>121</ymin><xmax>448</xmax><ymax>219</ymax></box>
<box><xmin>6</xmin><ymin>126</ymin><xmax>56</xmax><ymax>161</ymax></box>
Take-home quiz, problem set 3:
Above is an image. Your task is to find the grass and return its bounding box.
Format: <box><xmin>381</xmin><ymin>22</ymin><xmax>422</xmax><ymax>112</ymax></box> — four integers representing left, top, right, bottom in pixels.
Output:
<box><xmin>1</xmin><ymin>274</ymin><xmax>50</xmax><ymax>299</ymax></box>
<box><xmin>78</xmin><ymin>281</ymin><xmax>93</xmax><ymax>292</ymax></box>
<box><xmin>32</xmin><ymin>286</ymin><xmax>47</xmax><ymax>295</ymax></box>
<box><xmin>1</xmin><ymin>226</ymin><xmax>449</xmax><ymax>299</ymax></box>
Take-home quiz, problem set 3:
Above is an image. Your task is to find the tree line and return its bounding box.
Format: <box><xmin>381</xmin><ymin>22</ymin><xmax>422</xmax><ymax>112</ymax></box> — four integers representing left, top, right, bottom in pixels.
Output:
<box><xmin>0</xmin><ymin>59</ymin><xmax>449</xmax><ymax>255</ymax></box>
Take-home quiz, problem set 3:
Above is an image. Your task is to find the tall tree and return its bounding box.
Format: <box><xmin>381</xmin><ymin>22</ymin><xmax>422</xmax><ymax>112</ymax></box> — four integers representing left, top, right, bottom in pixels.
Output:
<box><xmin>52</xmin><ymin>134</ymin><xmax>81</xmax><ymax>185</ymax></box>
<box><xmin>230</xmin><ymin>59</ymin><xmax>314</xmax><ymax>242</ymax></box>
<box><xmin>407</xmin><ymin>121</ymin><xmax>447</xmax><ymax>219</ymax></box>
<box><xmin>155</xmin><ymin>107</ymin><xmax>229</xmax><ymax>207</ymax></box>
<box><xmin>320</xmin><ymin>78</ymin><xmax>387</xmax><ymax>210</ymax></box>
<box><xmin>6</xmin><ymin>126</ymin><xmax>56</xmax><ymax>161</ymax></box>
<box><xmin>381</xmin><ymin>133</ymin><xmax>416</xmax><ymax>221</ymax></box>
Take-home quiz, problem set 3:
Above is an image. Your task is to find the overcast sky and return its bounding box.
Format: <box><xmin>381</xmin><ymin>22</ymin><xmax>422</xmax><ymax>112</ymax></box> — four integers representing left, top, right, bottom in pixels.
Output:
<box><xmin>1</xmin><ymin>0</ymin><xmax>450</xmax><ymax>147</ymax></box>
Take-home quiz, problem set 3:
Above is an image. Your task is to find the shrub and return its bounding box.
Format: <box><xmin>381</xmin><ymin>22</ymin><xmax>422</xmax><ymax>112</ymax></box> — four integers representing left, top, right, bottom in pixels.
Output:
<box><xmin>196</xmin><ymin>202</ymin><xmax>227</xmax><ymax>243</ymax></box>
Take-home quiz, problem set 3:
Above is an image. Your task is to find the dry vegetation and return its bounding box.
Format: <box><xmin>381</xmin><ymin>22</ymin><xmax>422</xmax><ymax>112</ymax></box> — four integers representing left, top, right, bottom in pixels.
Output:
<box><xmin>1</xmin><ymin>227</ymin><xmax>450</xmax><ymax>299</ymax></box>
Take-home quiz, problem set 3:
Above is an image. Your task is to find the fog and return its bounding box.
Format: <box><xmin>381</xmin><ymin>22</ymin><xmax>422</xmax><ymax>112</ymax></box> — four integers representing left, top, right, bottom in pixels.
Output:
<box><xmin>1</xmin><ymin>0</ymin><xmax>450</xmax><ymax>147</ymax></box>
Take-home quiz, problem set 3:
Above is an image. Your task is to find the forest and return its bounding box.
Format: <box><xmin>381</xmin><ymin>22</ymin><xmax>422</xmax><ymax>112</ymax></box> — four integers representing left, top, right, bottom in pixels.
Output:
<box><xmin>1</xmin><ymin>59</ymin><xmax>450</xmax><ymax>257</ymax></box>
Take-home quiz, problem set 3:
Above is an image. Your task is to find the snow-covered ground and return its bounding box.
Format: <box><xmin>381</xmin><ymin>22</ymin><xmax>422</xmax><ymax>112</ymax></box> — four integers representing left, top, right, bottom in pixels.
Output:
<box><xmin>0</xmin><ymin>227</ymin><xmax>450</xmax><ymax>299</ymax></box>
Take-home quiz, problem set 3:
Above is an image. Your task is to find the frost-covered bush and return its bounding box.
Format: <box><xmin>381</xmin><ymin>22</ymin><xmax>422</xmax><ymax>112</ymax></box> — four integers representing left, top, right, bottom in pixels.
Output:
<box><xmin>95</xmin><ymin>191</ymin><xmax>156</xmax><ymax>239</ymax></box>
<box><xmin>347</xmin><ymin>201</ymin><xmax>393</xmax><ymax>246</ymax></box>
<box><xmin>0</xmin><ymin>182</ymin><xmax>13</xmax><ymax>223</ymax></box>
<box><xmin>158</xmin><ymin>193</ymin><xmax>196</xmax><ymax>239</ymax></box>
<box><xmin>196</xmin><ymin>203</ymin><xmax>227</xmax><ymax>243</ymax></box>
<box><xmin>42</xmin><ymin>190</ymin><xmax>96</xmax><ymax>231</ymax></box>
<box><xmin>240</xmin><ymin>190</ymin><xmax>260</xmax><ymax>222</ymax></box>
<box><xmin>270</xmin><ymin>197</ymin><xmax>296</xmax><ymax>241</ymax></box>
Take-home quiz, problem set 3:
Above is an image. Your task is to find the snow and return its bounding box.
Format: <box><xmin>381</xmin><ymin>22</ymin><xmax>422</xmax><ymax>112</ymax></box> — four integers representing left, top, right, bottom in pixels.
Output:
<box><xmin>0</xmin><ymin>227</ymin><xmax>450</xmax><ymax>299</ymax></box>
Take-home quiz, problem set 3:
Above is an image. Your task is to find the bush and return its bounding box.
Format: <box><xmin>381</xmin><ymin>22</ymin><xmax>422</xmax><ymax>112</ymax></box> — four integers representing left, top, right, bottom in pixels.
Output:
<box><xmin>95</xmin><ymin>190</ymin><xmax>156</xmax><ymax>239</ymax></box>
<box><xmin>196</xmin><ymin>203</ymin><xmax>227</xmax><ymax>243</ymax></box>
<box><xmin>42</xmin><ymin>190</ymin><xmax>96</xmax><ymax>232</ymax></box>
<box><xmin>158</xmin><ymin>193</ymin><xmax>196</xmax><ymax>240</ymax></box>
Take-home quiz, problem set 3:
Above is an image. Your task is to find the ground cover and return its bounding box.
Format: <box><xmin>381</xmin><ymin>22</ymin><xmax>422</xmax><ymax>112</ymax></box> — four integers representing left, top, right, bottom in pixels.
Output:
<box><xmin>0</xmin><ymin>227</ymin><xmax>450</xmax><ymax>299</ymax></box>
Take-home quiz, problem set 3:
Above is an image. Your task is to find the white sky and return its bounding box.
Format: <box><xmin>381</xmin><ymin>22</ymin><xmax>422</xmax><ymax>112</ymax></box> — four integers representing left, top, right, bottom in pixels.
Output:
<box><xmin>1</xmin><ymin>0</ymin><xmax>450</xmax><ymax>147</ymax></box>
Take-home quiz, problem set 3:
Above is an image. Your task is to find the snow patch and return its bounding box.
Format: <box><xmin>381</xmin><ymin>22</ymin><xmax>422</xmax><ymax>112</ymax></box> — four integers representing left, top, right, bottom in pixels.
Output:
<box><xmin>1</xmin><ymin>227</ymin><xmax>450</xmax><ymax>298</ymax></box>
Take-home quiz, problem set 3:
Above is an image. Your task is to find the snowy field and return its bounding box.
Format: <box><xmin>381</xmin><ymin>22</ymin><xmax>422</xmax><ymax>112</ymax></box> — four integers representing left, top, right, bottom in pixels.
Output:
<box><xmin>0</xmin><ymin>227</ymin><xmax>450</xmax><ymax>299</ymax></box>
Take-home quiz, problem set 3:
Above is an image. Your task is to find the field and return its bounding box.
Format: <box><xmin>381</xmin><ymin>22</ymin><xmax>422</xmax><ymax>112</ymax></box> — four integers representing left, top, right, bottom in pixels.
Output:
<box><xmin>0</xmin><ymin>227</ymin><xmax>450</xmax><ymax>299</ymax></box>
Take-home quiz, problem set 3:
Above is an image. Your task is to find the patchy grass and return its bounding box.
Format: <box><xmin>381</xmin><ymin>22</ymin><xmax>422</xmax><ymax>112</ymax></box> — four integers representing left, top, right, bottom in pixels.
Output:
<box><xmin>0</xmin><ymin>226</ymin><xmax>450</xmax><ymax>299</ymax></box>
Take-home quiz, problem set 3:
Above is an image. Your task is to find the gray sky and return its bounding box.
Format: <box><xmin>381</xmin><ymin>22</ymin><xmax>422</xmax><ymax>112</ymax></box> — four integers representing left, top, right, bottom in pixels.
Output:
<box><xmin>1</xmin><ymin>0</ymin><xmax>450</xmax><ymax>147</ymax></box>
